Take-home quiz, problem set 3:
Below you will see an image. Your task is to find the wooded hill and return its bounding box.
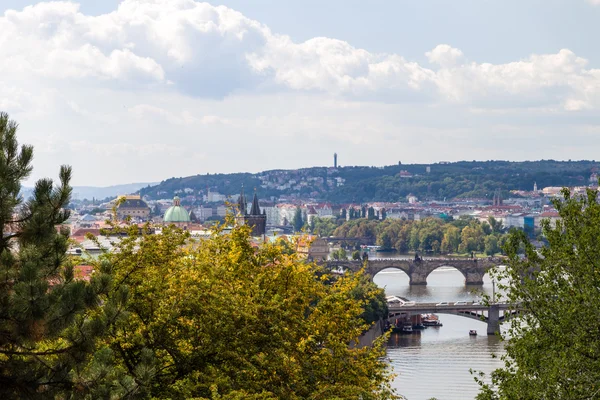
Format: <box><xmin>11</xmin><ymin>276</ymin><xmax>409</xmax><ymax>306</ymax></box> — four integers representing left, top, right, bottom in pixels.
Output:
<box><xmin>139</xmin><ymin>160</ymin><xmax>599</xmax><ymax>203</ymax></box>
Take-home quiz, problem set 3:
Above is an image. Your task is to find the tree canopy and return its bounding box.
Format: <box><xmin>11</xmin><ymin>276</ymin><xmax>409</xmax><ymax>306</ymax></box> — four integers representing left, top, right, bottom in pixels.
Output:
<box><xmin>476</xmin><ymin>187</ymin><xmax>600</xmax><ymax>399</ymax></box>
<box><xmin>0</xmin><ymin>112</ymin><xmax>116</xmax><ymax>397</ymax></box>
<box><xmin>0</xmin><ymin>112</ymin><xmax>398</xmax><ymax>399</ymax></box>
<box><xmin>331</xmin><ymin>216</ymin><xmax>508</xmax><ymax>255</ymax></box>
<box><xmin>99</xmin><ymin>223</ymin><xmax>397</xmax><ymax>399</ymax></box>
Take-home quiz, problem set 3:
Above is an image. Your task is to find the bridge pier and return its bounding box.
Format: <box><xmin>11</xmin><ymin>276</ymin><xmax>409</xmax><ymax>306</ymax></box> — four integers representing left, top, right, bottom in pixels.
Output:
<box><xmin>487</xmin><ymin>304</ymin><xmax>500</xmax><ymax>335</ymax></box>
<box><xmin>408</xmin><ymin>273</ymin><xmax>427</xmax><ymax>285</ymax></box>
<box><xmin>464</xmin><ymin>260</ymin><xmax>486</xmax><ymax>285</ymax></box>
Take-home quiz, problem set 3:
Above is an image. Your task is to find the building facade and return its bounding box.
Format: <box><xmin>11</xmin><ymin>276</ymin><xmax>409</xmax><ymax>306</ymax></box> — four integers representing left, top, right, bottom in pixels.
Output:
<box><xmin>116</xmin><ymin>195</ymin><xmax>150</xmax><ymax>220</ymax></box>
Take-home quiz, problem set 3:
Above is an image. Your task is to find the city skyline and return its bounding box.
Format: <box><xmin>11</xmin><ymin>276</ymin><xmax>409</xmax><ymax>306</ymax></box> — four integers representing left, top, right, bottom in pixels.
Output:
<box><xmin>1</xmin><ymin>0</ymin><xmax>599</xmax><ymax>186</ymax></box>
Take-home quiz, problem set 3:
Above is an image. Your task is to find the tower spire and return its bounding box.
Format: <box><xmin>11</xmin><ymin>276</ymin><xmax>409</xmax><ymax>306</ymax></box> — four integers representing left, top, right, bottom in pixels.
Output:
<box><xmin>238</xmin><ymin>184</ymin><xmax>247</xmax><ymax>215</ymax></box>
<box><xmin>250</xmin><ymin>188</ymin><xmax>261</xmax><ymax>215</ymax></box>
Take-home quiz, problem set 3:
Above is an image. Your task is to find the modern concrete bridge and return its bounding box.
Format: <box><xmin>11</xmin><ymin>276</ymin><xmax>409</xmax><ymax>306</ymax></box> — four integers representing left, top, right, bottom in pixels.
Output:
<box><xmin>326</xmin><ymin>257</ymin><xmax>503</xmax><ymax>285</ymax></box>
<box><xmin>387</xmin><ymin>302</ymin><xmax>518</xmax><ymax>335</ymax></box>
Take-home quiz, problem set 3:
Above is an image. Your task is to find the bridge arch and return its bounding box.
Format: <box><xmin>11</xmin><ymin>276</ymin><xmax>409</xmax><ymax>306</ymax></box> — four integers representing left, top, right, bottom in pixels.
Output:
<box><xmin>372</xmin><ymin>266</ymin><xmax>411</xmax><ymax>280</ymax></box>
<box><xmin>412</xmin><ymin>259</ymin><xmax>494</xmax><ymax>285</ymax></box>
<box><xmin>368</xmin><ymin>262</ymin><xmax>411</xmax><ymax>280</ymax></box>
<box><xmin>323</xmin><ymin>258</ymin><xmax>502</xmax><ymax>286</ymax></box>
<box><xmin>424</xmin><ymin>265</ymin><xmax>468</xmax><ymax>286</ymax></box>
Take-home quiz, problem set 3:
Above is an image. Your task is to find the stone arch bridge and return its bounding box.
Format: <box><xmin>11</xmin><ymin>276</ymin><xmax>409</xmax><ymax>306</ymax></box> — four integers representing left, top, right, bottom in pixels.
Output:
<box><xmin>325</xmin><ymin>258</ymin><xmax>503</xmax><ymax>285</ymax></box>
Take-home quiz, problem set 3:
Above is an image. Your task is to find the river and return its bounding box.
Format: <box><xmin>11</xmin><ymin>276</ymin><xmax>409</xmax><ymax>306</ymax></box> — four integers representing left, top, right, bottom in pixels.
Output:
<box><xmin>373</xmin><ymin>265</ymin><xmax>506</xmax><ymax>400</ymax></box>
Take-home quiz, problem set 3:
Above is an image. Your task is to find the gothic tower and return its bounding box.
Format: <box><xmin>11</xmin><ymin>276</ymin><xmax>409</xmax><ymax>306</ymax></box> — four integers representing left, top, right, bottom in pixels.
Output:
<box><xmin>493</xmin><ymin>189</ymin><xmax>503</xmax><ymax>206</ymax></box>
<box><xmin>236</xmin><ymin>187</ymin><xmax>266</xmax><ymax>236</ymax></box>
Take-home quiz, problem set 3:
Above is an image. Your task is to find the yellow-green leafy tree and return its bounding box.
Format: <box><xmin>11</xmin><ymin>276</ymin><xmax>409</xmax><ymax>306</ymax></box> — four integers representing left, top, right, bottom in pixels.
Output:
<box><xmin>98</xmin><ymin>222</ymin><xmax>398</xmax><ymax>399</ymax></box>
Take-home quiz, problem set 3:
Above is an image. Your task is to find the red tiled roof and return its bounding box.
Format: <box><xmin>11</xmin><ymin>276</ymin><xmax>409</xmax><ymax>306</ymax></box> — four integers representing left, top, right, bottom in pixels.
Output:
<box><xmin>74</xmin><ymin>265</ymin><xmax>94</xmax><ymax>282</ymax></box>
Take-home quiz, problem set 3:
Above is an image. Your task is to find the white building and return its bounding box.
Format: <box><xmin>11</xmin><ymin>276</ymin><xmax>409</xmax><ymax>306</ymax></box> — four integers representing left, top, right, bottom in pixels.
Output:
<box><xmin>504</xmin><ymin>213</ymin><xmax>526</xmax><ymax>229</ymax></box>
<box><xmin>207</xmin><ymin>191</ymin><xmax>228</xmax><ymax>203</ymax></box>
<box><xmin>195</xmin><ymin>206</ymin><xmax>214</xmax><ymax>221</ymax></box>
<box><xmin>216</xmin><ymin>206</ymin><xmax>228</xmax><ymax>217</ymax></box>
<box><xmin>277</xmin><ymin>204</ymin><xmax>297</xmax><ymax>226</ymax></box>
<box><xmin>263</xmin><ymin>206</ymin><xmax>279</xmax><ymax>225</ymax></box>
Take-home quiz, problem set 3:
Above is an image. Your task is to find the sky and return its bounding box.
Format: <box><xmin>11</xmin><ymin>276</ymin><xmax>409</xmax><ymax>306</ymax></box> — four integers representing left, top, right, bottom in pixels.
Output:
<box><xmin>1</xmin><ymin>0</ymin><xmax>599</xmax><ymax>186</ymax></box>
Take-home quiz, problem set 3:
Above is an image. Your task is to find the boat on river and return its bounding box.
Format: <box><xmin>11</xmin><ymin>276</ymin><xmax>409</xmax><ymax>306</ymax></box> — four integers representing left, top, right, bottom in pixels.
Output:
<box><xmin>469</xmin><ymin>330</ymin><xmax>478</xmax><ymax>336</ymax></box>
<box><xmin>422</xmin><ymin>313</ymin><xmax>443</xmax><ymax>327</ymax></box>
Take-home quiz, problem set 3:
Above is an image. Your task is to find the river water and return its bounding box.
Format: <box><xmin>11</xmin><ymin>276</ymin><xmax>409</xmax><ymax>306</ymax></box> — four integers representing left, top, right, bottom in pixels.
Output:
<box><xmin>373</xmin><ymin>265</ymin><xmax>506</xmax><ymax>400</ymax></box>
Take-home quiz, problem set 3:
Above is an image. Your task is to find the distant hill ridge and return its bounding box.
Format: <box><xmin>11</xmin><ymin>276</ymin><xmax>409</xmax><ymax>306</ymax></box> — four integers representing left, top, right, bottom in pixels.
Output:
<box><xmin>139</xmin><ymin>160</ymin><xmax>599</xmax><ymax>203</ymax></box>
<box><xmin>22</xmin><ymin>182</ymin><xmax>158</xmax><ymax>202</ymax></box>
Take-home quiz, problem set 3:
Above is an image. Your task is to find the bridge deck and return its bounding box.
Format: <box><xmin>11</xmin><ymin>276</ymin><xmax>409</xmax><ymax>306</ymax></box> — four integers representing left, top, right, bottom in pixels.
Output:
<box><xmin>388</xmin><ymin>303</ymin><xmax>514</xmax><ymax>313</ymax></box>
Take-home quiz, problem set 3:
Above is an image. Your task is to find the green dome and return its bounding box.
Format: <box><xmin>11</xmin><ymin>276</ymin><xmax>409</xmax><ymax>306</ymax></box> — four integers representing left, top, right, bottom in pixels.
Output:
<box><xmin>163</xmin><ymin>197</ymin><xmax>190</xmax><ymax>223</ymax></box>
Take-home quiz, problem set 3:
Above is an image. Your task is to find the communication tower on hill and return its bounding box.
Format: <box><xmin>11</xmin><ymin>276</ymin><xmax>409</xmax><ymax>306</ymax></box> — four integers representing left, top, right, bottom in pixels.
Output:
<box><xmin>334</xmin><ymin>153</ymin><xmax>338</xmax><ymax>168</ymax></box>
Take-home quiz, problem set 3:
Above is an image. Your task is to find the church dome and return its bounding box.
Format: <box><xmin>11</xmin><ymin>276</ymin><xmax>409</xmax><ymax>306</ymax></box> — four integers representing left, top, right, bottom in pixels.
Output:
<box><xmin>163</xmin><ymin>196</ymin><xmax>191</xmax><ymax>223</ymax></box>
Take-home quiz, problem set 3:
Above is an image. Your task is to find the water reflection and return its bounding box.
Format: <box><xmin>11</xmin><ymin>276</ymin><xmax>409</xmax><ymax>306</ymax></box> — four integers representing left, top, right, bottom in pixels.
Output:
<box><xmin>374</xmin><ymin>267</ymin><xmax>505</xmax><ymax>303</ymax></box>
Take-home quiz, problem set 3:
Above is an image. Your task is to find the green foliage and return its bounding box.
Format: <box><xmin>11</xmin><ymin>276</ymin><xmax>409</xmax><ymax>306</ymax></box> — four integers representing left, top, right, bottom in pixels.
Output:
<box><xmin>331</xmin><ymin>248</ymin><xmax>348</xmax><ymax>261</ymax></box>
<box><xmin>292</xmin><ymin>206</ymin><xmax>304</xmax><ymax>232</ymax></box>
<box><xmin>476</xmin><ymin>187</ymin><xmax>600</xmax><ymax>399</ymax></box>
<box><xmin>334</xmin><ymin>216</ymin><xmax>508</xmax><ymax>255</ymax></box>
<box><xmin>0</xmin><ymin>112</ymin><xmax>115</xmax><ymax>397</ymax></box>
<box><xmin>100</xmin><ymin>223</ymin><xmax>398</xmax><ymax>399</ymax></box>
<box><xmin>487</xmin><ymin>216</ymin><xmax>504</xmax><ymax>234</ymax></box>
<box><xmin>483</xmin><ymin>235</ymin><xmax>500</xmax><ymax>255</ymax></box>
<box><xmin>347</xmin><ymin>272</ymin><xmax>389</xmax><ymax>326</ymax></box>
<box><xmin>367</xmin><ymin>206</ymin><xmax>376</xmax><ymax>220</ymax></box>
<box><xmin>309</xmin><ymin>216</ymin><xmax>340</xmax><ymax>237</ymax></box>
<box><xmin>140</xmin><ymin>160</ymin><xmax>600</xmax><ymax>203</ymax></box>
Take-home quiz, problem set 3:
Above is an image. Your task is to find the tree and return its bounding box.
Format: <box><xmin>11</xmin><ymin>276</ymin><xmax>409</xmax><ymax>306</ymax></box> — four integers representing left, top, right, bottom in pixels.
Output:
<box><xmin>0</xmin><ymin>112</ymin><xmax>117</xmax><ymax>397</ymax></box>
<box><xmin>377</xmin><ymin>231</ymin><xmax>393</xmax><ymax>250</ymax></box>
<box><xmin>459</xmin><ymin>221</ymin><xmax>485</xmax><ymax>253</ymax></box>
<box><xmin>483</xmin><ymin>235</ymin><xmax>499</xmax><ymax>256</ymax></box>
<box><xmin>481</xmin><ymin>221</ymin><xmax>492</xmax><ymax>235</ymax></box>
<box><xmin>101</xmin><ymin>222</ymin><xmax>398</xmax><ymax>399</ymax></box>
<box><xmin>441</xmin><ymin>225</ymin><xmax>461</xmax><ymax>254</ymax></box>
<box><xmin>331</xmin><ymin>248</ymin><xmax>348</xmax><ymax>261</ymax></box>
<box><xmin>487</xmin><ymin>216</ymin><xmax>504</xmax><ymax>233</ymax></box>
<box><xmin>367</xmin><ymin>206</ymin><xmax>376</xmax><ymax>220</ymax></box>
<box><xmin>310</xmin><ymin>217</ymin><xmax>339</xmax><ymax>237</ymax></box>
<box><xmin>477</xmin><ymin>187</ymin><xmax>600</xmax><ymax>399</ymax></box>
<box><xmin>292</xmin><ymin>206</ymin><xmax>304</xmax><ymax>232</ymax></box>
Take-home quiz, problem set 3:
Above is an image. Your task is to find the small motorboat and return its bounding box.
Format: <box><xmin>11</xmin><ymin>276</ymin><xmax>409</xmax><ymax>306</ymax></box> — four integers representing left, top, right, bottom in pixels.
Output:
<box><xmin>469</xmin><ymin>330</ymin><xmax>478</xmax><ymax>336</ymax></box>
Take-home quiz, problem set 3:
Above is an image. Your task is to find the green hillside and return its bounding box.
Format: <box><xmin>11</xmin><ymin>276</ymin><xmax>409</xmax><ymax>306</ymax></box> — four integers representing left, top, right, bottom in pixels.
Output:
<box><xmin>139</xmin><ymin>160</ymin><xmax>598</xmax><ymax>203</ymax></box>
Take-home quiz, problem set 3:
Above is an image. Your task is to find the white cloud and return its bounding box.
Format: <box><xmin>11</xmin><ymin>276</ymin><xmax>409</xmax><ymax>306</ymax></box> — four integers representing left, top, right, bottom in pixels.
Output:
<box><xmin>0</xmin><ymin>1</ymin><xmax>599</xmax><ymax>186</ymax></box>
<box><xmin>426</xmin><ymin>44</ymin><xmax>464</xmax><ymax>67</ymax></box>
<box><xmin>430</xmin><ymin>49</ymin><xmax>599</xmax><ymax>109</ymax></box>
<box><xmin>586</xmin><ymin>0</ymin><xmax>600</xmax><ymax>5</ymax></box>
<box><xmin>2</xmin><ymin>0</ymin><xmax>598</xmax><ymax>110</ymax></box>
